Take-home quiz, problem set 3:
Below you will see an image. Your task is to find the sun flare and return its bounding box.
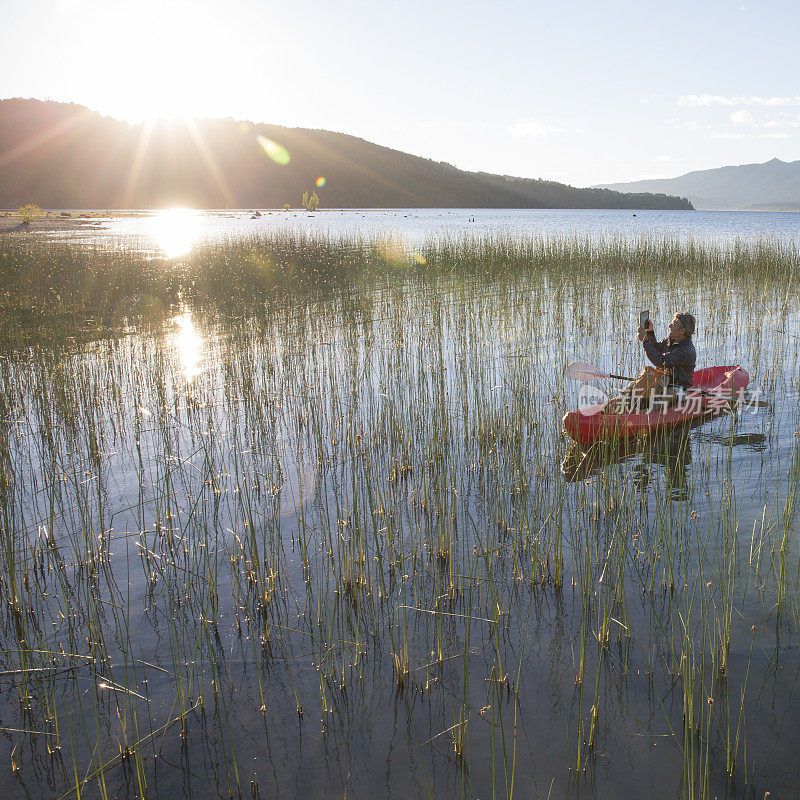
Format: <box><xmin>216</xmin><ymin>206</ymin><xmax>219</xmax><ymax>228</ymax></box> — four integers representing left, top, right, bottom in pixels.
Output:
<box><xmin>150</xmin><ymin>208</ymin><xmax>202</xmax><ymax>259</ymax></box>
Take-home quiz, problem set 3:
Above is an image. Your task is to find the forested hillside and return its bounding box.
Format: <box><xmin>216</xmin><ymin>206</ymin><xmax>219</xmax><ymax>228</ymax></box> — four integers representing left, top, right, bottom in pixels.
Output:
<box><xmin>0</xmin><ymin>99</ymin><xmax>692</xmax><ymax>210</ymax></box>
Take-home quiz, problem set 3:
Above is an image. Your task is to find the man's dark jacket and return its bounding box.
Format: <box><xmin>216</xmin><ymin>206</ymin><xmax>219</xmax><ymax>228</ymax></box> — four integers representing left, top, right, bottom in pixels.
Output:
<box><xmin>643</xmin><ymin>332</ymin><xmax>696</xmax><ymax>387</ymax></box>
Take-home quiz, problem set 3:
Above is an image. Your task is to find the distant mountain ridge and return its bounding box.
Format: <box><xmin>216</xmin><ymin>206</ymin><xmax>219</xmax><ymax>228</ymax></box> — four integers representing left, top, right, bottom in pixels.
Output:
<box><xmin>595</xmin><ymin>158</ymin><xmax>800</xmax><ymax>211</ymax></box>
<box><xmin>0</xmin><ymin>98</ymin><xmax>691</xmax><ymax>210</ymax></box>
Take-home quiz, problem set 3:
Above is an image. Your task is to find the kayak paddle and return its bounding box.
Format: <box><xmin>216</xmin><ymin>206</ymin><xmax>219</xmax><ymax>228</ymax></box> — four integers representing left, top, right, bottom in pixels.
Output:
<box><xmin>566</xmin><ymin>362</ymin><xmax>635</xmax><ymax>383</ymax></box>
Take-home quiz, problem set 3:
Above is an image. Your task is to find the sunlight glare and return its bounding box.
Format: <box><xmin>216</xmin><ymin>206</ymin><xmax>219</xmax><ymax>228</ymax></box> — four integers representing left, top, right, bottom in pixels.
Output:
<box><xmin>150</xmin><ymin>208</ymin><xmax>202</xmax><ymax>258</ymax></box>
<box><xmin>172</xmin><ymin>312</ymin><xmax>205</xmax><ymax>381</ymax></box>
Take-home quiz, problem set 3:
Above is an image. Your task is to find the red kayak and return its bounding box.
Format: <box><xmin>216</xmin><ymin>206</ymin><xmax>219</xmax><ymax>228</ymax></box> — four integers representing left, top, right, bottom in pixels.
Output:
<box><xmin>562</xmin><ymin>365</ymin><xmax>750</xmax><ymax>445</ymax></box>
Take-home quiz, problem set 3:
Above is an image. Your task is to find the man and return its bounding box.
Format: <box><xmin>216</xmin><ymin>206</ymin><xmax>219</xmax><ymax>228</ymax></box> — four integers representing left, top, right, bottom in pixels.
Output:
<box><xmin>605</xmin><ymin>312</ymin><xmax>697</xmax><ymax>414</ymax></box>
<box><xmin>639</xmin><ymin>311</ymin><xmax>696</xmax><ymax>389</ymax></box>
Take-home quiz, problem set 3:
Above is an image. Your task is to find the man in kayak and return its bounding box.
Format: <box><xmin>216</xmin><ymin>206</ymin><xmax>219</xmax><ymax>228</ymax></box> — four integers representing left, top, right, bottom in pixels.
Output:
<box><xmin>605</xmin><ymin>312</ymin><xmax>696</xmax><ymax>413</ymax></box>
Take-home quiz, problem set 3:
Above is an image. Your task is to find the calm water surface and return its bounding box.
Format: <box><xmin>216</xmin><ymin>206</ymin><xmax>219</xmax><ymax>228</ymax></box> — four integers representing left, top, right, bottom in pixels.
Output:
<box><xmin>50</xmin><ymin>207</ymin><xmax>800</xmax><ymax>256</ymax></box>
<box><xmin>2</xmin><ymin>224</ymin><xmax>799</xmax><ymax>799</ymax></box>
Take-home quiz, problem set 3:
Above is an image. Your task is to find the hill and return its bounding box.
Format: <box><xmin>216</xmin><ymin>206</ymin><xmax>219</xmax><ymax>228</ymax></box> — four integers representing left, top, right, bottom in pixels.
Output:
<box><xmin>0</xmin><ymin>98</ymin><xmax>691</xmax><ymax>210</ymax></box>
<box><xmin>595</xmin><ymin>158</ymin><xmax>800</xmax><ymax>211</ymax></box>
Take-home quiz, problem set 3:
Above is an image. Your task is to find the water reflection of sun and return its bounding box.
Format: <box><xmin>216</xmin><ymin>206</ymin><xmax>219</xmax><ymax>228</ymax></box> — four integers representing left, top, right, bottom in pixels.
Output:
<box><xmin>151</xmin><ymin>208</ymin><xmax>202</xmax><ymax>258</ymax></box>
<box><xmin>173</xmin><ymin>312</ymin><xmax>204</xmax><ymax>380</ymax></box>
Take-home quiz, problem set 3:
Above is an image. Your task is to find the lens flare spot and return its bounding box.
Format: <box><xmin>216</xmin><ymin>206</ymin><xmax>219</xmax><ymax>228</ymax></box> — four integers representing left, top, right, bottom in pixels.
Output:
<box><xmin>257</xmin><ymin>135</ymin><xmax>290</xmax><ymax>165</ymax></box>
<box><xmin>378</xmin><ymin>234</ymin><xmax>412</xmax><ymax>267</ymax></box>
<box><xmin>315</xmin><ymin>176</ymin><xmax>326</xmax><ymax>188</ymax></box>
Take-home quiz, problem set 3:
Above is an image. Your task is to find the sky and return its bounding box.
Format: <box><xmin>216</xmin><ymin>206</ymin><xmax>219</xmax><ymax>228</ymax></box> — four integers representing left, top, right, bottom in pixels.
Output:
<box><xmin>1</xmin><ymin>0</ymin><xmax>798</xmax><ymax>186</ymax></box>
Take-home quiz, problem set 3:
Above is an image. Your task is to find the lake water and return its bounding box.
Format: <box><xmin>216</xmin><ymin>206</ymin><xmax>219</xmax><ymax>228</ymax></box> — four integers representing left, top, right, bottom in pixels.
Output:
<box><xmin>2</xmin><ymin>222</ymin><xmax>800</xmax><ymax>799</ymax></box>
<box><xmin>50</xmin><ymin>207</ymin><xmax>800</xmax><ymax>256</ymax></box>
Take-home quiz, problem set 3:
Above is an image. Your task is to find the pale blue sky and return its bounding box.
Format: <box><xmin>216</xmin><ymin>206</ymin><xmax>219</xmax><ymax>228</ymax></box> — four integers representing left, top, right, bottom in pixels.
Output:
<box><xmin>1</xmin><ymin>0</ymin><xmax>798</xmax><ymax>185</ymax></box>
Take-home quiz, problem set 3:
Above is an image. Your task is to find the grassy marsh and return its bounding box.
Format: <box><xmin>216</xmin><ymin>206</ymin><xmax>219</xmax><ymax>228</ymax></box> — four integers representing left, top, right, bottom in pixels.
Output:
<box><xmin>0</xmin><ymin>231</ymin><xmax>799</xmax><ymax>798</ymax></box>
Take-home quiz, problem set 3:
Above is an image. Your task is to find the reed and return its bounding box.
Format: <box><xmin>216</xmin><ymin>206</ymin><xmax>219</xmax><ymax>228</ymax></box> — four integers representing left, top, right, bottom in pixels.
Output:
<box><xmin>0</xmin><ymin>229</ymin><xmax>797</xmax><ymax>798</ymax></box>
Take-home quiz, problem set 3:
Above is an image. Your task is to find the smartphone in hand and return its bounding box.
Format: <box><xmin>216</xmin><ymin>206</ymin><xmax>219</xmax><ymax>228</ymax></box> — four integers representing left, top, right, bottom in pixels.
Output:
<box><xmin>639</xmin><ymin>310</ymin><xmax>650</xmax><ymax>329</ymax></box>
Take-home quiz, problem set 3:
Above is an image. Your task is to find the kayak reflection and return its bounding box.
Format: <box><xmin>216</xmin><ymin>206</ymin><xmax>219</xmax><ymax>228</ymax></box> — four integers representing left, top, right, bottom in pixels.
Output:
<box><xmin>562</xmin><ymin>423</ymin><xmax>696</xmax><ymax>501</ymax></box>
<box><xmin>694</xmin><ymin>430</ymin><xmax>767</xmax><ymax>451</ymax></box>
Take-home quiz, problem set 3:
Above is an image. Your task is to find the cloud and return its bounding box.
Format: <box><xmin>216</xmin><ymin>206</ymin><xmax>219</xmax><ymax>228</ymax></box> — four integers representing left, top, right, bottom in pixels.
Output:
<box><xmin>654</xmin><ymin>155</ymin><xmax>672</xmax><ymax>162</ymax></box>
<box><xmin>712</xmin><ymin>112</ymin><xmax>800</xmax><ymax>135</ymax></box>
<box><xmin>710</xmin><ymin>132</ymin><xmax>790</xmax><ymax>139</ymax></box>
<box><xmin>680</xmin><ymin>95</ymin><xmax>800</xmax><ymax>107</ymax></box>
<box><xmin>762</xmin><ymin>117</ymin><xmax>800</xmax><ymax>129</ymax></box>
<box><xmin>508</xmin><ymin>118</ymin><xmax>568</xmax><ymax>138</ymax></box>
<box><xmin>730</xmin><ymin>110</ymin><xmax>755</xmax><ymax>125</ymax></box>
<box><xmin>678</xmin><ymin>94</ymin><xmax>800</xmax><ymax>107</ymax></box>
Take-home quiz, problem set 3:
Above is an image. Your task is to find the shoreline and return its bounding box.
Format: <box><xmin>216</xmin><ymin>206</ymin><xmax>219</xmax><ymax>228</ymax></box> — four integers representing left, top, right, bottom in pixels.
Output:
<box><xmin>2</xmin><ymin>206</ymin><xmax>797</xmax><ymax>243</ymax></box>
<box><xmin>0</xmin><ymin>209</ymin><xmax>145</xmax><ymax>235</ymax></box>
